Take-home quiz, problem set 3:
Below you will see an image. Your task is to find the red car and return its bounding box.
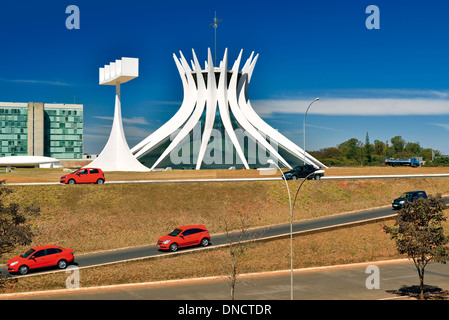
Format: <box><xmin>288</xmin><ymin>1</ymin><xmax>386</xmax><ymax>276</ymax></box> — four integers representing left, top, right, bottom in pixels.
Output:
<box><xmin>7</xmin><ymin>245</ymin><xmax>75</xmax><ymax>275</ymax></box>
<box><xmin>60</xmin><ymin>168</ymin><xmax>105</xmax><ymax>185</ymax></box>
<box><xmin>157</xmin><ymin>225</ymin><xmax>211</xmax><ymax>252</ymax></box>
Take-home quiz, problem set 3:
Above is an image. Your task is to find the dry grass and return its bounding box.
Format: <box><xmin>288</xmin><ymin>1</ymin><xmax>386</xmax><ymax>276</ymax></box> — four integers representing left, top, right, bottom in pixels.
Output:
<box><xmin>0</xmin><ymin>166</ymin><xmax>447</xmax><ymax>294</ymax></box>
<box><xmin>2</xmin><ymin>170</ymin><xmax>449</xmax><ymax>294</ymax></box>
<box><xmin>1</xmin><ymin>176</ymin><xmax>448</xmax><ymax>262</ymax></box>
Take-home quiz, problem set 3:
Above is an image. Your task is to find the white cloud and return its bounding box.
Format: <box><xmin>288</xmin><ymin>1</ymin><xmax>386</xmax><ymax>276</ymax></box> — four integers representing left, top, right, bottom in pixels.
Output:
<box><xmin>251</xmin><ymin>98</ymin><xmax>449</xmax><ymax>116</ymax></box>
<box><xmin>0</xmin><ymin>77</ymin><xmax>70</xmax><ymax>86</ymax></box>
<box><xmin>429</xmin><ymin>123</ymin><xmax>449</xmax><ymax>130</ymax></box>
<box><xmin>94</xmin><ymin>116</ymin><xmax>149</xmax><ymax>125</ymax></box>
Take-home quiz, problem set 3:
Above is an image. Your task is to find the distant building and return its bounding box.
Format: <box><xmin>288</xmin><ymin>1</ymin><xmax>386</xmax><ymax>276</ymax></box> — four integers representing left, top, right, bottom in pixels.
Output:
<box><xmin>0</xmin><ymin>102</ymin><xmax>83</xmax><ymax>159</ymax></box>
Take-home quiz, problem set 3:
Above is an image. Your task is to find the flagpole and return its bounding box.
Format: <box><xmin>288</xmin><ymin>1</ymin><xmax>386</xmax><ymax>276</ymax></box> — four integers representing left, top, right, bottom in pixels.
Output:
<box><xmin>209</xmin><ymin>11</ymin><xmax>222</xmax><ymax>67</ymax></box>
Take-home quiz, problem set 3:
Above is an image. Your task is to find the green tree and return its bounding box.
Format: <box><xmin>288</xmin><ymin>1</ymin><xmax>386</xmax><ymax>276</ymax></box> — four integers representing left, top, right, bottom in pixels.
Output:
<box><xmin>405</xmin><ymin>142</ymin><xmax>422</xmax><ymax>155</ymax></box>
<box><xmin>373</xmin><ymin>140</ymin><xmax>385</xmax><ymax>156</ymax></box>
<box><xmin>384</xmin><ymin>195</ymin><xmax>449</xmax><ymax>299</ymax></box>
<box><xmin>338</xmin><ymin>138</ymin><xmax>362</xmax><ymax>161</ymax></box>
<box><xmin>390</xmin><ymin>136</ymin><xmax>406</xmax><ymax>155</ymax></box>
<box><xmin>364</xmin><ymin>133</ymin><xmax>373</xmax><ymax>165</ymax></box>
<box><xmin>0</xmin><ymin>181</ymin><xmax>40</xmax><ymax>290</ymax></box>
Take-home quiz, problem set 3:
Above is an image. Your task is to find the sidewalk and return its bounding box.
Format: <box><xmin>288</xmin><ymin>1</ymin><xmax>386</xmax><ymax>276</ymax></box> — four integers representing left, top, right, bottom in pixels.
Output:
<box><xmin>2</xmin><ymin>259</ymin><xmax>448</xmax><ymax>300</ymax></box>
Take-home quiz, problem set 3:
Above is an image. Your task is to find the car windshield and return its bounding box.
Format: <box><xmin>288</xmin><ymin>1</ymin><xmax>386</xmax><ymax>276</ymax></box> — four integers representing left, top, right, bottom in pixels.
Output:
<box><xmin>168</xmin><ymin>229</ymin><xmax>182</xmax><ymax>237</ymax></box>
<box><xmin>399</xmin><ymin>193</ymin><xmax>414</xmax><ymax>199</ymax></box>
<box><xmin>20</xmin><ymin>249</ymin><xmax>35</xmax><ymax>258</ymax></box>
<box><xmin>294</xmin><ymin>165</ymin><xmax>313</xmax><ymax>171</ymax></box>
<box><xmin>71</xmin><ymin>169</ymin><xmax>81</xmax><ymax>174</ymax></box>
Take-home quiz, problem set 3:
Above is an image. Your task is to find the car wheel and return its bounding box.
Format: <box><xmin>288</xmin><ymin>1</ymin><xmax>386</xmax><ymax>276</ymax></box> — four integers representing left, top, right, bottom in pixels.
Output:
<box><xmin>201</xmin><ymin>238</ymin><xmax>209</xmax><ymax>247</ymax></box>
<box><xmin>18</xmin><ymin>265</ymin><xmax>29</xmax><ymax>275</ymax></box>
<box><xmin>169</xmin><ymin>243</ymin><xmax>178</xmax><ymax>252</ymax></box>
<box><xmin>292</xmin><ymin>175</ymin><xmax>297</xmax><ymax>180</ymax></box>
<box><xmin>314</xmin><ymin>175</ymin><xmax>321</xmax><ymax>180</ymax></box>
<box><xmin>57</xmin><ymin>259</ymin><xmax>68</xmax><ymax>270</ymax></box>
<box><xmin>68</xmin><ymin>179</ymin><xmax>76</xmax><ymax>185</ymax></box>
<box><xmin>96</xmin><ymin>179</ymin><xmax>105</xmax><ymax>185</ymax></box>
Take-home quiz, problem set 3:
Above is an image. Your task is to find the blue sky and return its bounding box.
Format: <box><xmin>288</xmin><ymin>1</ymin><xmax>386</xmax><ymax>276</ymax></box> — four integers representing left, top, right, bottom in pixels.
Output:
<box><xmin>0</xmin><ymin>0</ymin><xmax>448</xmax><ymax>154</ymax></box>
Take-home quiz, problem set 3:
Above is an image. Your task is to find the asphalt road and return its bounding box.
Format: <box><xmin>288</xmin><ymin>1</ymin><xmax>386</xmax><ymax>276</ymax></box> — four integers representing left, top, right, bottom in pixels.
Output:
<box><xmin>6</xmin><ymin>172</ymin><xmax>449</xmax><ymax>186</ymax></box>
<box><xmin>0</xmin><ymin>204</ymin><xmax>402</xmax><ymax>277</ymax></box>
<box><xmin>74</xmin><ymin>204</ymin><xmax>399</xmax><ymax>268</ymax></box>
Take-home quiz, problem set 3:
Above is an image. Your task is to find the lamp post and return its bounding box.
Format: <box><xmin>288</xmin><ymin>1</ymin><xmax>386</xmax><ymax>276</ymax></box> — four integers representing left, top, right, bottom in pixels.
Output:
<box><xmin>267</xmin><ymin>159</ymin><xmax>294</xmax><ymax>300</ymax></box>
<box><xmin>303</xmin><ymin>98</ymin><xmax>320</xmax><ymax>166</ymax></box>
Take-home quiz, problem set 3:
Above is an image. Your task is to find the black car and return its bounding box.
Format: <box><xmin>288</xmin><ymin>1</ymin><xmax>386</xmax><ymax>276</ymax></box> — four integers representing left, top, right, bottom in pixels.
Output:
<box><xmin>282</xmin><ymin>164</ymin><xmax>325</xmax><ymax>181</ymax></box>
<box><xmin>392</xmin><ymin>191</ymin><xmax>428</xmax><ymax>210</ymax></box>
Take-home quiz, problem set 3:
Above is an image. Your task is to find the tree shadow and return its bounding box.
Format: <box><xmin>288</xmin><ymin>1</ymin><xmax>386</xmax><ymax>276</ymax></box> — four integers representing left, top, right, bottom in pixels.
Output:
<box><xmin>386</xmin><ymin>285</ymin><xmax>449</xmax><ymax>300</ymax></box>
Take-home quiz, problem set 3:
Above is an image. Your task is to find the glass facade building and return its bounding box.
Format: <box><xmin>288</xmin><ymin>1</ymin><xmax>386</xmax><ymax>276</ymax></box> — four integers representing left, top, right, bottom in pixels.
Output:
<box><xmin>44</xmin><ymin>105</ymin><xmax>83</xmax><ymax>159</ymax></box>
<box><xmin>0</xmin><ymin>103</ymin><xmax>28</xmax><ymax>156</ymax></box>
<box><xmin>0</xmin><ymin>102</ymin><xmax>83</xmax><ymax>159</ymax></box>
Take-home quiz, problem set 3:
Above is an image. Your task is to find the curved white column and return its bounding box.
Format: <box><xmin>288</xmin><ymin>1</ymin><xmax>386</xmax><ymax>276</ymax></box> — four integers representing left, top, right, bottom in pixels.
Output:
<box><xmin>150</xmin><ymin>50</ymin><xmax>208</xmax><ymax>170</ymax></box>
<box><xmin>231</xmin><ymin>52</ymin><xmax>292</xmax><ymax>169</ymax></box>
<box><xmin>238</xmin><ymin>53</ymin><xmax>327</xmax><ymax>169</ymax></box>
<box><xmin>216</xmin><ymin>49</ymin><xmax>249</xmax><ymax>169</ymax></box>
<box><xmin>132</xmin><ymin>54</ymin><xmax>197</xmax><ymax>158</ymax></box>
<box><xmin>195</xmin><ymin>49</ymin><xmax>218</xmax><ymax>170</ymax></box>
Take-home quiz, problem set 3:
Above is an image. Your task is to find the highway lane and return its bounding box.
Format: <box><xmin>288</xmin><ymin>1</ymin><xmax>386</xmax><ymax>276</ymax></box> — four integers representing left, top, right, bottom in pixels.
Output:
<box><xmin>70</xmin><ymin>206</ymin><xmax>396</xmax><ymax>270</ymax></box>
<box><xmin>0</xmin><ymin>204</ymin><xmax>402</xmax><ymax>277</ymax></box>
<box><xmin>71</xmin><ymin>198</ymin><xmax>449</xmax><ymax>271</ymax></box>
<box><xmin>5</xmin><ymin>172</ymin><xmax>449</xmax><ymax>186</ymax></box>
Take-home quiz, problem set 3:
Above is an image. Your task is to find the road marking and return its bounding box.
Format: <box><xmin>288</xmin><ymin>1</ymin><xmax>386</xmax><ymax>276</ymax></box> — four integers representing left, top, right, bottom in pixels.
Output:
<box><xmin>382</xmin><ymin>275</ymin><xmax>416</xmax><ymax>281</ymax></box>
<box><xmin>125</xmin><ymin>290</ymin><xmax>145</xmax><ymax>300</ymax></box>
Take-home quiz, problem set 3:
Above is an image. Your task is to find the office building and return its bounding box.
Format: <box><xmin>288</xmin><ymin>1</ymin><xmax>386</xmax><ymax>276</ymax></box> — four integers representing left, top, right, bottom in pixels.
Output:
<box><xmin>0</xmin><ymin>102</ymin><xmax>83</xmax><ymax>159</ymax></box>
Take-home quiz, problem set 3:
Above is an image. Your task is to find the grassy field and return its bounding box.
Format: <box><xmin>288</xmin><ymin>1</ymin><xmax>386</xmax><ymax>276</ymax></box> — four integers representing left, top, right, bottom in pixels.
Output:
<box><xmin>1</xmin><ymin>173</ymin><xmax>448</xmax><ymax>260</ymax></box>
<box><xmin>1</xmin><ymin>167</ymin><xmax>448</xmax><ymax>294</ymax></box>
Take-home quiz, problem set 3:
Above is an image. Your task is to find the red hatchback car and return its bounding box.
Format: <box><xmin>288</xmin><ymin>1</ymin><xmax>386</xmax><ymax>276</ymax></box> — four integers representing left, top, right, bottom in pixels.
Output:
<box><xmin>157</xmin><ymin>225</ymin><xmax>211</xmax><ymax>252</ymax></box>
<box><xmin>60</xmin><ymin>168</ymin><xmax>105</xmax><ymax>185</ymax></box>
<box><xmin>7</xmin><ymin>245</ymin><xmax>75</xmax><ymax>275</ymax></box>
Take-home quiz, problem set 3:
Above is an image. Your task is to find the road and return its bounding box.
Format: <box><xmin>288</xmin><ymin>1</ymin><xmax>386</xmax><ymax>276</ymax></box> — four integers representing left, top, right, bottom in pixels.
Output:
<box><xmin>0</xmin><ymin>204</ymin><xmax>404</xmax><ymax>277</ymax></box>
<box><xmin>2</xmin><ymin>259</ymin><xmax>449</xmax><ymax>301</ymax></box>
<box><xmin>6</xmin><ymin>172</ymin><xmax>449</xmax><ymax>186</ymax></box>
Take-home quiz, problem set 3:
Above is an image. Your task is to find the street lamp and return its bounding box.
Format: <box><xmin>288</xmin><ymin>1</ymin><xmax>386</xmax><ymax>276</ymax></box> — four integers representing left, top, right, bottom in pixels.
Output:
<box><xmin>303</xmin><ymin>98</ymin><xmax>320</xmax><ymax>166</ymax></box>
<box><xmin>267</xmin><ymin>159</ymin><xmax>294</xmax><ymax>300</ymax></box>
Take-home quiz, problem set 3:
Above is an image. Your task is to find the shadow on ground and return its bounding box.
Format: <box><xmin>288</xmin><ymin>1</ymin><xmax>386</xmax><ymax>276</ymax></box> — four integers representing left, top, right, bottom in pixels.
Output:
<box><xmin>387</xmin><ymin>285</ymin><xmax>449</xmax><ymax>300</ymax></box>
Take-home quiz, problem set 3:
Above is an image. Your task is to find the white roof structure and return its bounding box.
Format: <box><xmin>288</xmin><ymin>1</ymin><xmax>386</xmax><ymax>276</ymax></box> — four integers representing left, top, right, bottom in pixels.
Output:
<box><xmin>0</xmin><ymin>156</ymin><xmax>62</xmax><ymax>168</ymax></box>
<box><xmin>132</xmin><ymin>49</ymin><xmax>327</xmax><ymax>170</ymax></box>
<box><xmin>85</xmin><ymin>58</ymin><xmax>150</xmax><ymax>172</ymax></box>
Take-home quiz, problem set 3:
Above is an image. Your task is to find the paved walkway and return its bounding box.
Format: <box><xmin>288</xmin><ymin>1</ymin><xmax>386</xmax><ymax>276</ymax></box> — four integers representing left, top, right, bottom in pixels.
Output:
<box><xmin>2</xmin><ymin>259</ymin><xmax>449</xmax><ymax>300</ymax></box>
